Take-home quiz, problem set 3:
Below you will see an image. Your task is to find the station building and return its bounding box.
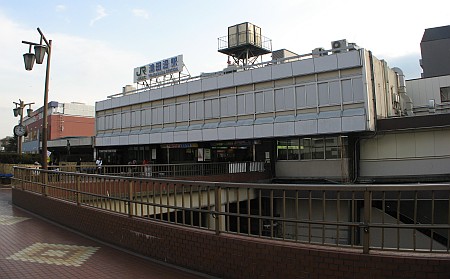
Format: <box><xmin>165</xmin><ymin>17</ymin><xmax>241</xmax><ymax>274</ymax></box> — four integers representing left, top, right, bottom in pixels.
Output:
<box><xmin>95</xmin><ymin>23</ymin><xmax>450</xmax><ymax>183</ymax></box>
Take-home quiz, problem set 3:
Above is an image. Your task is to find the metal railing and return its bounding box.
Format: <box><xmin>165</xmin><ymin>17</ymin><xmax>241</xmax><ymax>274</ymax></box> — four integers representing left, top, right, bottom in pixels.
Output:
<box><xmin>53</xmin><ymin>161</ymin><xmax>267</xmax><ymax>178</ymax></box>
<box><xmin>13</xmin><ymin>166</ymin><xmax>450</xmax><ymax>254</ymax></box>
<box><xmin>217</xmin><ymin>33</ymin><xmax>272</xmax><ymax>52</ymax></box>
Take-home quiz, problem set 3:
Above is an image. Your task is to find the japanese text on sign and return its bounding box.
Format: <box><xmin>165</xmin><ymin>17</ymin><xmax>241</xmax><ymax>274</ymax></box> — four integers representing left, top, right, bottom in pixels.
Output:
<box><xmin>134</xmin><ymin>55</ymin><xmax>183</xmax><ymax>83</ymax></box>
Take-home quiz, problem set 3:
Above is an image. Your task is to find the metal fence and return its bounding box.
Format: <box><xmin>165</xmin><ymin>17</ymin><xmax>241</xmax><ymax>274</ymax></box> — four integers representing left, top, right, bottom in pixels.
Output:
<box><xmin>13</xmin><ymin>166</ymin><xmax>450</xmax><ymax>254</ymax></box>
<box><xmin>53</xmin><ymin>161</ymin><xmax>267</xmax><ymax>178</ymax></box>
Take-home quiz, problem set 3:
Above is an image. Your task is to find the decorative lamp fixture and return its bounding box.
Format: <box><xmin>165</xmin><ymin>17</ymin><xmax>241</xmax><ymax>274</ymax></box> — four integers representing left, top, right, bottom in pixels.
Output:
<box><xmin>34</xmin><ymin>45</ymin><xmax>47</xmax><ymax>64</ymax></box>
<box><xmin>27</xmin><ymin>108</ymin><xmax>33</xmax><ymax>117</ymax></box>
<box><xmin>13</xmin><ymin>107</ymin><xmax>20</xmax><ymax>117</ymax></box>
<box><xmin>23</xmin><ymin>52</ymin><xmax>36</xmax><ymax>71</ymax></box>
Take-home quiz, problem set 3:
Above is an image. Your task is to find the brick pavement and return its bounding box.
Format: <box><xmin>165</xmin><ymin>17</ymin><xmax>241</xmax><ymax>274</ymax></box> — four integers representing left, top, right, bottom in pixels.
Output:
<box><xmin>0</xmin><ymin>187</ymin><xmax>214</xmax><ymax>279</ymax></box>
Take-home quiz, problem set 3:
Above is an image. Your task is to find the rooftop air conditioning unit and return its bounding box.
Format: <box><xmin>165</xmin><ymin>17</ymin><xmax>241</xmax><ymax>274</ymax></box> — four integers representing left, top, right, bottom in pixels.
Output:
<box><xmin>331</xmin><ymin>39</ymin><xmax>348</xmax><ymax>54</ymax></box>
<box><xmin>312</xmin><ymin>47</ymin><xmax>327</xmax><ymax>57</ymax></box>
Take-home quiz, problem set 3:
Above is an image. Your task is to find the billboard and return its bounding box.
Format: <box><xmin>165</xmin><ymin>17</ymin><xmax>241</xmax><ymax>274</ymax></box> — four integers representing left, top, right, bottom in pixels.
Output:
<box><xmin>134</xmin><ymin>55</ymin><xmax>183</xmax><ymax>83</ymax></box>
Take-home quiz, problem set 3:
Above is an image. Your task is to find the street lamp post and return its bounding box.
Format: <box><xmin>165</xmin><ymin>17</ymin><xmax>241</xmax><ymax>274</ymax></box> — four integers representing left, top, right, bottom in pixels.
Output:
<box><xmin>22</xmin><ymin>28</ymin><xmax>52</xmax><ymax>170</ymax></box>
<box><xmin>13</xmin><ymin>99</ymin><xmax>34</xmax><ymax>154</ymax></box>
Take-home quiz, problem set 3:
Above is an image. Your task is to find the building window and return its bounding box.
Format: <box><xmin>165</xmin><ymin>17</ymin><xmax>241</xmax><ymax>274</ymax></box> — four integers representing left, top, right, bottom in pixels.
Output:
<box><xmin>312</xmin><ymin>138</ymin><xmax>324</xmax><ymax>159</ymax></box>
<box><xmin>440</xmin><ymin>87</ymin><xmax>450</xmax><ymax>102</ymax></box>
<box><xmin>300</xmin><ymin>138</ymin><xmax>312</xmax><ymax>159</ymax></box>
<box><xmin>276</xmin><ymin>139</ymin><xmax>299</xmax><ymax>160</ymax></box>
<box><xmin>277</xmin><ymin>136</ymin><xmax>348</xmax><ymax>161</ymax></box>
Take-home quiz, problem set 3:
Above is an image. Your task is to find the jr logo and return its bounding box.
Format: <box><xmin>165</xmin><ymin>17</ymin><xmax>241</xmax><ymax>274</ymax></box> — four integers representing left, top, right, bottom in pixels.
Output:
<box><xmin>135</xmin><ymin>66</ymin><xmax>147</xmax><ymax>77</ymax></box>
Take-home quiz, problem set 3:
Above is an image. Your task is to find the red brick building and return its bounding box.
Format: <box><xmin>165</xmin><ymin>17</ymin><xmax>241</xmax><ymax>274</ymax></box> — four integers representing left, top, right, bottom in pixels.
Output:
<box><xmin>22</xmin><ymin>101</ymin><xmax>95</xmax><ymax>162</ymax></box>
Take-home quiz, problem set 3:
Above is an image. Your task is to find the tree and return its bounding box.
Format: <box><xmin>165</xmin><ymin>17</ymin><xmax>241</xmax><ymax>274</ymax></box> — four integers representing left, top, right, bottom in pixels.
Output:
<box><xmin>2</xmin><ymin>136</ymin><xmax>17</xmax><ymax>152</ymax></box>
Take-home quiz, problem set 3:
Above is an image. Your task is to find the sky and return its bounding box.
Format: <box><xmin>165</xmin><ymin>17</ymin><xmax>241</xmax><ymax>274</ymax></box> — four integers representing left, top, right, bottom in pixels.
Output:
<box><xmin>0</xmin><ymin>0</ymin><xmax>449</xmax><ymax>139</ymax></box>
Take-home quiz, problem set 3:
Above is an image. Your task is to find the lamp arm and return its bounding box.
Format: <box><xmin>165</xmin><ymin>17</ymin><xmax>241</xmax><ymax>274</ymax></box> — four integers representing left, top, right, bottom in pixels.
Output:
<box><xmin>37</xmin><ymin>28</ymin><xmax>50</xmax><ymax>48</ymax></box>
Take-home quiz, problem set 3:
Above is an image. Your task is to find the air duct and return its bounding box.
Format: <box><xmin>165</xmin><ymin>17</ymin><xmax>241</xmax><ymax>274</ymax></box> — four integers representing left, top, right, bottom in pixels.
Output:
<box><xmin>392</xmin><ymin>67</ymin><xmax>414</xmax><ymax>116</ymax></box>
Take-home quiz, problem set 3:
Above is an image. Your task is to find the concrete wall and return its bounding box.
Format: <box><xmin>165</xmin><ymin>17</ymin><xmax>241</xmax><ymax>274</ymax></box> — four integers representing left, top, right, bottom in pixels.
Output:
<box><xmin>12</xmin><ymin>189</ymin><xmax>450</xmax><ymax>279</ymax></box>
<box><xmin>407</xmin><ymin>74</ymin><xmax>450</xmax><ymax>107</ymax></box>
<box><xmin>360</xmin><ymin>128</ymin><xmax>450</xmax><ymax>179</ymax></box>
<box><xmin>275</xmin><ymin>159</ymin><xmax>349</xmax><ymax>180</ymax></box>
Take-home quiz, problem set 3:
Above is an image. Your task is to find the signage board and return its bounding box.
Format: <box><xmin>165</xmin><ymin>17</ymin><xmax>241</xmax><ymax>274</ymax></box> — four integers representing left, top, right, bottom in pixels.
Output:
<box><xmin>134</xmin><ymin>55</ymin><xmax>183</xmax><ymax>83</ymax></box>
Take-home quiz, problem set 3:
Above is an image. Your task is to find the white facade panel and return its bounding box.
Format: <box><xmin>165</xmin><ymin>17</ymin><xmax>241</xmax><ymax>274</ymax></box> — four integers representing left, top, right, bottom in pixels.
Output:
<box><xmin>173</xmin><ymin>83</ymin><xmax>187</xmax><ymax>97</ymax></box>
<box><xmin>202</xmin><ymin>76</ymin><xmax>218</xmax><ymax>91</ymax></box>
<box><xmin>162</xmin><ymin>86</ymin><xmax>174</xmax><ymax>98</ymax></box>
<box><xmin>360</xmin><ymin>157</ymin><xmax>450</xmax><ymax>177</ymax></box>
<box><xmin>96</xmin><ymin>137</ymin><xmax>103</xmax><ymax>146</ymax></box>
<box><xmin>129</xmin><ymin>134</ymin><xmax>139</xmax><ymax>145</ymax></box>
<box><xmin>139</xmin><ymin>90</ymin><xmax>151</xmax><ymax>103</ymax></box>
<box><xmin>121</xmin><ymin>95</ymin><xmax>131</xmax><ymax>106</ymax></box>
<box><xmin>103</xmin><ymin>137</ymin><xmax>111</xmax><ymax>146</ymax></box>
<box><xmin>292</xmin><ymin>59</ymin><xmax>315</xmax><ymax>76</ymax></box>
<box><xmin>161</xmin><ymin>132</ymin><xmax>174</xmax><ymax>143</ymax></box>
<box><xmin>418</xmin><ymin>79</ymin><xmax>428</xmax><ymax>105</ymax></box>
<box><xmin>138</xmin><ymin>133</ymin><xmax>150</xmax><ymax>144</ymax></box>
<box><xmin>252</xmin><ymin>67</ymin><xmax>271</xmax><ymax>83</ymax></box>
<box><xmin>318</xmin><ymin>117</ymin><xmax>342</xmax><ymax>134</ymax></box>
<box><xmin>149</xmin><ymin>88</ymin><xmax>162</xmax><ymax>101</ymax></box>
<box><xmin>129</xmin><ymin>93</ymin><xmax>140</xmax><ymax>105</ymax></box>
<box><xmin>254</xmin><ymin>123</ymin><xmax>274</xmax><ymax>138</ymax></box>
<box><xmin>435</xmin><ymin>130</ymin><xmax>450</xmax><ymax>156</ymax></box>
<box><xmin>271</xmin><ymin>63</ymin><xmax>293</xmax><ymax>80</ymax></box>
<box><xmin>187</xmin><ymin>80</ymin><xmax>202</xmax><ymax>94</ymax></box>
<box><xmin>234</xmin><ymin>70</ymin><xmax>252</xmax><ymax>86</ymax></box>
<box><xmin>111</xmin><ymin>136</ymin><xmax>120</xmax><ymax>146</ymax></box>
<box><xmin>337</xmin><ymin>51</ymin><xmax>362</xmax><ymax>69</ymax></box>
<box><xmin>342</xmin><ymin>115</ymin><xmax>366</xmax><ymax>131</ymax></box>
<box><xmin>294</xmin><ymin>119</ymin><xmax>318</xmax><ymax>135</ymax></box>
<box><xmin>274</xmin><ymin>122</ymin><xmax>295</xmax><ymax>137</ymax></box>
<box><xmin>102</xmin><ymin>99</ymin><xmax>112</xmax><ymax>110</ymax></box>
<box><xmin>218</xmin><ymin>127</ymin><xmax>236</xmax><ymax>140</ymax></box>
<box><xmin>314</xmin><ymin>55</ymin><xmax>338</xmax><ymax>72</ymax></box>
<box><xmin>395</xmin><ymin>133</ymin><xmax>416</xmax><ymax>158</ymax></box>
<box><xmin>407</xmin><ymin>75</ymin><xmax>450</xmax><ymax>107</ymax></box>
<box><xmin>235</xmin><ymin>125</ymin><xmax>253</xmax><ymax>139</ymax></box>
<box><xmin>173</xmin><ymin>131</ymin><xmax>188</xmax><ymax>142</ymax></box>
<box><xmin>111</xmin><ymin>97</ymin><xmax>122</xmax><ymax>108</ymax></box>
<box><xmin>360</xmin><ymin>138</ymin><xmax>378</xmax><ymax>160</ymax></box>
<box><xmin>415</xmin><ymin>131</ymin><xmax>435</xmax><ymax>157</ymax></box>
<box><xmin>203</xmin><ymin>129</ymin><xmax>218</xmax><ymax>141</ymax></box>
<box><xmin>62</xmin><ymin>103</ymin><xmax>95</xmax><ymax>117</ymax></box>
<box><xmin>377</xmin><ymin>134</ymin><xmax>397</xmax><ymax>159</ymax></box>
<box><xmin>218</xmin><ymin>73</ymin><xmax>234</xmax><ymax>88</ymax></box>
<box><xmin>188</xmin><ymin>129</ymin><xmax>202</xmax><ymax>141</ymax></box>
<box><xmin>95</xmin><ymin>100</ymin><xmax>105</xmax><ymax>111</ymax></box>
<box><xmin>149</xmin><ymin>133</ymin><xmax>162</xmax><ymax>143</ymax></box>
<box><xmin>119</xmin><ymin>135</ymin><xmax>129</xmax><ymax>145</ymax></box>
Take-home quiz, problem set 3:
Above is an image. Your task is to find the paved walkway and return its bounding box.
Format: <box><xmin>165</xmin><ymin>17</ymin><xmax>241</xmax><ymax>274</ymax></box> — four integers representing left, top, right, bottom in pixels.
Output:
<box><xmin>0</xmin><ymin>187</ymin><xmax>213</xmax><ymax>279</ymax></box>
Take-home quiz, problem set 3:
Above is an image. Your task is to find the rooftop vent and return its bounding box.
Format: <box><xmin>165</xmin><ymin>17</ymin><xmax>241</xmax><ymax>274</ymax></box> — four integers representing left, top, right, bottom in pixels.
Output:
<box><xmin>272</xmin><ymin>49</ymin><xmax>298</xmax><ymax>60</ymax></box>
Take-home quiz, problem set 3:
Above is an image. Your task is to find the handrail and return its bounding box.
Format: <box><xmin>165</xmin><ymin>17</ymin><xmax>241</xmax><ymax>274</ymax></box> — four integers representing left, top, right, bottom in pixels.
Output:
<box><xmin>52</xmin><ymin>161</ymin><xmax>268</xmax><ymax>178</ymax></box>
<box><xmin>12</xmin><ymin>166</ymin><xmax>450</xmax><ymax>254</ymax></box>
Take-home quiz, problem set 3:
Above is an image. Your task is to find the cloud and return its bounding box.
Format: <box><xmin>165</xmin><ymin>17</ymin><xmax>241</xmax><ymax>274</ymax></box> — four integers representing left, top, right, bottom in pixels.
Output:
<box><xmin>132</xmin><ymin>9</ymin><xmax>149</xmax><ymax>19</ymax></box>
<box><xmin>90</xmin><ymin>5</ymin><xmax>108</xmax><ymax>26</ymax></box>
<box><xmin>0</xmin><ymin>12</ymin><xmax>143</xmax><ymax>139</ymax></box>
<box><xmin>55</xmin><ymin>5</ymin><xmax>66</xmax><ymax>12</ymax></box>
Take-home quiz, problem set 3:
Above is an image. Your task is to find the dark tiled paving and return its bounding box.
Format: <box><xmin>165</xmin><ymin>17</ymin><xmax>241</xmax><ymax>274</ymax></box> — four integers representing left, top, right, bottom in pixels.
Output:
<box><xmin>0</xmin><ymin>188</ymin><xmax>213</xmax><ymax>279</ymax></box>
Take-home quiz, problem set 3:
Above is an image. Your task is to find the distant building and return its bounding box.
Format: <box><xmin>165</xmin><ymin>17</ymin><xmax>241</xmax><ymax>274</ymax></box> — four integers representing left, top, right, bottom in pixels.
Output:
<box><xmin>22</xmin><ymin>101</ymin><xmax>95</xmax><ymax>162</ymax></box>
<box><xmin>420</xmin><ymin>25</ymin><xmax>450</xmax><ymax>78</ymax></box>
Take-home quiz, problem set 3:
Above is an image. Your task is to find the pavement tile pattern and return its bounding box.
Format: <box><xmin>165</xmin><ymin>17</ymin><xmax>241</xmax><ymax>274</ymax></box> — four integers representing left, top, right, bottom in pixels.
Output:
<box><xmin>0</xmin><ymin>187</ymin><xmax>211</xmax><ymax>279</ymax></box>
<box><xmin>6</xmin><ymin>242</ymin><xmax>99</xmax><ymax>267</ymax></box>
<box><xmin>0</xmin><ymin>215</ymin><xmax>30</xmax><ymax>225</ymax></box>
